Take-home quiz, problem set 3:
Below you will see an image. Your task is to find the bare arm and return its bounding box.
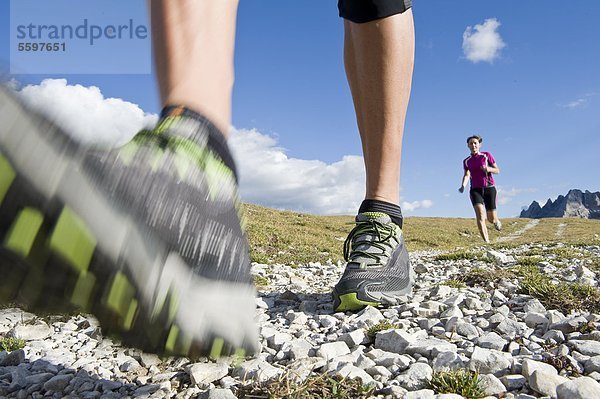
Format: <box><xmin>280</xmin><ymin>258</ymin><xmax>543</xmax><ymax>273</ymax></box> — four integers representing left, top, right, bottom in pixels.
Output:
<box><xmin>459</xmin><ymin>169</ymin><xmax>470</xmax><ymax>193</ymax></box>
<box><xmin>483</xmin><ymin>162</ymin><xmax>500</xmax><ymax>174</ymax></box>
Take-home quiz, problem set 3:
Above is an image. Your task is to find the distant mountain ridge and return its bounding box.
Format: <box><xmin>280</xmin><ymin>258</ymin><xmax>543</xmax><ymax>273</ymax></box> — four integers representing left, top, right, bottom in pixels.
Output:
<box><xmin>520</xmin><ymin>189</ymin><xmax>600</xmax><ymax>219</ymax></box>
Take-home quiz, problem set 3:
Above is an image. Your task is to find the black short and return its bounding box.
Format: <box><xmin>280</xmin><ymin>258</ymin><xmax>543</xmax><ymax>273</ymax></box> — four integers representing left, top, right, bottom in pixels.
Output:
<box><xmin>470</xmin><ymin>186</ymin><xmax>497</xmax><ymax>210</ymax></box>
<box><xmin>338</xmin><ymin>0</ymin><xmax>412</xmax><ymax>23</ymax></box>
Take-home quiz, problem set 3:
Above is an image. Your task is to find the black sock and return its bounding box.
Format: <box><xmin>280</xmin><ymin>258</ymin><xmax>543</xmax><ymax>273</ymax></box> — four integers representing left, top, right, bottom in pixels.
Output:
<box><xmin>359</xmin><ymin>199</ymin><xmax>403</xmax><ymax>228</ymax></box>
<box><xmin>160</xmin><ymin>105</ymin><xmax>238</xmax><ymax>182</ymax></box>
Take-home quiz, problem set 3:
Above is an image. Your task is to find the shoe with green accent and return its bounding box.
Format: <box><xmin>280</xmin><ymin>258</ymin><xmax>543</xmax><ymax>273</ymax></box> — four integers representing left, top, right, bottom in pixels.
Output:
<box><xmin>332</xmin><ymin>212</ymin><xmax>414</xmax><ymax>312</ymax></box>
<box><xmin>0</xmin><ymin>87</ymin><xmax>257</xmax><ymax>358</ymax></box>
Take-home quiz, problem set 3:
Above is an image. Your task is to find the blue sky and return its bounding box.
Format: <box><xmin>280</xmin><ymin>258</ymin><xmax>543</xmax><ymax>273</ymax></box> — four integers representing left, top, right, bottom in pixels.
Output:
<box><xmin>1</xmin><ymin>1</ymin><xmax>599</xmax><ymax>218</ymax></box>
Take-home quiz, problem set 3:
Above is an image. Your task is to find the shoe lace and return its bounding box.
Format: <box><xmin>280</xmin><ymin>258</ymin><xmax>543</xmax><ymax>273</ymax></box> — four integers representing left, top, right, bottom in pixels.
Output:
<box><xmin>343</xmin><ymin>219</ymin><xmax>398</xmax><ymax>266</ymax></box>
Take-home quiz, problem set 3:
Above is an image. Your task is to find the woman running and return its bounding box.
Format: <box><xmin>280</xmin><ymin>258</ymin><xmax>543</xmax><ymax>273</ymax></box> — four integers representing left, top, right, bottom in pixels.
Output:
<box><xmin>459</xmin><ymin>135</ymin><xmax>502</xmax><ymax>243</ymax></box>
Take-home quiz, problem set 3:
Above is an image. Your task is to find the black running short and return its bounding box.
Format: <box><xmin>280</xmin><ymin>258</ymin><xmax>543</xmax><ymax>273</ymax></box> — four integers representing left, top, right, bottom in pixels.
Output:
<box><xmin>470</xmin><ymin>186</ymin><xmax>497</xmax><ymax>210</ymax></box>
<box><xmin>338</xmin><ymin>0</ymin><xmax>412</xmax><ymax>23</ymax></box>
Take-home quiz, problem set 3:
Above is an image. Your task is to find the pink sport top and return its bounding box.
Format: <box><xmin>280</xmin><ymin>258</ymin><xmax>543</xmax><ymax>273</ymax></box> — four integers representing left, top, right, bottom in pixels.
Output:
<box><xmin>463</xmin><ymin>151</ymin><xmax>496</xmax><ymax>188</ymax></box>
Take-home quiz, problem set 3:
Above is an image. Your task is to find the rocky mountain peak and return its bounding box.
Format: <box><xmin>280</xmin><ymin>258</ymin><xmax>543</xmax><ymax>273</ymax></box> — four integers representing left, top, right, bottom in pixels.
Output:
<box><xmin>520</xmin><ymin>189</ymin><xmax>600</xmax><ymax>219</ymax></box>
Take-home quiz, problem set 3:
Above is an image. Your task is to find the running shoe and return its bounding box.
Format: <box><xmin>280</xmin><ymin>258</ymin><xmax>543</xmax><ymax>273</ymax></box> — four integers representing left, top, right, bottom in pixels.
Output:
<box><xmin>0</xmin><ymin>87</ymin><xmax>257</xmax><ymax>359</ymax></box>
<box><xmin>494</xmin><ymin>220</ymin><xmax>502</xmax><ymax>231</ymax></box>
<box><xmin>332</xmin><ymin>212</ymin><xmax>413</xmax><ymax>312</ymax></box>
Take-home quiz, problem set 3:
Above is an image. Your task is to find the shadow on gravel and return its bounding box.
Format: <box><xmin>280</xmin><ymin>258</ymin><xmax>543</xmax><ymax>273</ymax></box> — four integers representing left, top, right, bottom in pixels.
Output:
<box><xmin>0</xmin><ymin>308</ymin><xmax>195</xmax><ymax>398</ymax></box>
<box><xmin>257</xmin><ymin>290</ymin><xmax>334</xmax><ymax>316</ymax></box>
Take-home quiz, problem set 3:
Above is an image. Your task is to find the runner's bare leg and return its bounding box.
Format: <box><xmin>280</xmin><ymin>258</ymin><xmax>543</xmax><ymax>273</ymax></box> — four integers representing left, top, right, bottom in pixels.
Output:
<box><xmin>343</xmin><ymin>10</ymin><xmax>415</xmax><ymax>204</ymax></box>
<box><xmin>150</xmin><ymin>0</ymin><xmax>239</xmax><ymax>135</ymax></box>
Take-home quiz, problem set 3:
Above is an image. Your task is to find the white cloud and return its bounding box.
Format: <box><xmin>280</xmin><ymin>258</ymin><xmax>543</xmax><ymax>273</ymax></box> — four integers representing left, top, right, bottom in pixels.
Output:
<box><xmin>496</xmin><ymin>186</ymin><xmax>537</xmax><ymax>205</ymax></box>
<box><xmin>14</xmin><ymin>79</ymin><xmax>157</xmax><ymax>147</ymax></box>
<box><xmin>5</xmin><ymin>78</ymin><xmax>20</xmax><ymax>91</ymax></box>
<box><xmin>562</xmin><ymin>98</ymin><xmax>586</xmax><ymax>108</ymax></box>
<box><xmin>11</xmin><ymin>79</ymin><xmax>433</xmax><ymax>216</ymax></box>
<box><xmin>229</xmin><ymin>128</ymin><xmax>366</xmax><ymax>215</ymax></box>
<box><xmin>462</xmin><ymin>18</ymin><xmax>506</xmax><ymax>63</ymax></box>
<box><xmin>401</xmin><ymin>199</ymin><xmax>433</xmax><ymax>212</ymax></box>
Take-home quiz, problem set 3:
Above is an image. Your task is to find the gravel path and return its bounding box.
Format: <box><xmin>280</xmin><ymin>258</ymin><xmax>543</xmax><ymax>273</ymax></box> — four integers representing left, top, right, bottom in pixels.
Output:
<box><xmin>2</xmin><ymin>244</ymin><xmax>600</xmax><ymax>399</ymax></box>
<box><xmin>555</xmin><ymin>223</ymin><xmax>567</xmax><ymax>239</ymax></box>
<box><xmin>496</xmin><ymin>220</ymin><xmax>541</xmax><ymax>243</ymax></box>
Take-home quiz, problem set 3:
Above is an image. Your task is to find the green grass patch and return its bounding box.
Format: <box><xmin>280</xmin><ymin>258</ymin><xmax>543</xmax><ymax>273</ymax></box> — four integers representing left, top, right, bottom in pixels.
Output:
<box><xmin>237</xmin><ymin>373</ymin><xmax>375</xmax><ymax>399</ymax></box>
<box><xmin>440</xmin><ymin>279</ymin><xmax>467</xmax><ymax>289</ymax></box>
<box><xmin>435</xmin><ymin>251</ymin><xmax>481</xmax><ymax>261</ymax></box>
<box><xmin>366</xmin><ymin>320</ymin><xmax>400</xmax><ymax>340</ymax></box>
<box><xmin>429</xmin><ymin>369</ymin><xmax>485</xmax><ymax>399</ymax></box>
<box><xmin>519</xmin><ymin>247</ymin><xmax>546</xmax><ymax>257</ymax></box>
<box><xmin>516</xmin><ymin>256</ymin><xmax>542</xmax><ymax>267</ymax></box>
<box><xmin>253</xmin><ymin>275</ymin><xmax>270</xmax><ymax>287</ymax></box>
<box><xmin>244</xmin><ymin>204</ymin><xmax>600</xmax><ymax>265</ymax></box>
<box><xmin>0</xmin><ymin>336</ymin><xmax>25</xmax><ymax>352</ymax></box>
<box><xmin>586</xmin><ymin>257</ymin><xmax>600</xmax><ymax>273</ymax></box>
<box><xmin>459</xmin><ymin>267</ymin><xmax>516</xmax><ymax>288</ymax></box>
<box><xmin>518</xmin><ymin>268</ymin><xmax>600</xmax><ymax>313</ymax></box>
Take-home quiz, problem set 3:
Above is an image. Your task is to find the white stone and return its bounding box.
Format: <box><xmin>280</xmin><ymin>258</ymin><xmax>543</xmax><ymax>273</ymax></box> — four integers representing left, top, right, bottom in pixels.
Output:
<box><xmin>318</xmin><ymin>315</ymin><xmax>338</xmax><ymax>329</ymax></box>
<box><xmin>233</xmin><ymin>359</ymin><xmax>283</xmax><ymax>383</ymax></box>
<box><xmin>486</xmin><ymin>250</ymin><xmax>513</xmax><ymax>264</ymax></box>
<box><xmin>477</xmin><ymin>332</ymin><xmax>508</xmax><ymax>351</ymax></box>
<box><xmin>354</xmin><ymin>306</ymin><xmax>385</xmax><ymax>326</ymax></box>
<box><xmin>432</xmin><ymin>351</ymin><xmax>466</xmax><ymax>372</ymax></box>
<box><xmin>403</xmin><ymin>389</ymin><xmax>435</xmax><ymax>399</ymax></box>
<box><xmin>585</xmin><ymin>356</ymin><xmax>600</xmax><ymax>373</ymax></box>
<box><xmin>283</xmin><ymin>338</ymin><xmax>312</xmax><ymax>360</ymax></box>
<box><xmin>139</xmin><ymin>352</ymin><xmax>162</xmax><ymax>368</ymax></box>
<box><xmin>405</xmin><ymin>338</ymin><xmax>458</xmax><ymax>359</ymax></box>
<box><xmin>199</xmin><ymin>388</ymin><xmax>238</xmax><ymax>399</ymax></box>
<box><xmin>267</xmin><ymin>332</ymin><xmax>293</xmax><ymax>351</ymax></box>
<box><xmin>455</xmin><ymin>321</ymin><xmax>479</xmax><ymax>340</ymax></box>
<box><xmin>366</xmin><ymin>365</ymin><xmax>392</xmax><ymax>378</ymax></box>
<box><xmin>374</xmin><ymin>329</ymin><xmax>417</xmax><ymax>353</ymax></box>
<box><xmin>333</xmin><ymin>364</ymin><xmax>374</xmax><ymax>385</ymax></box>
<box><xmin>521</xmin><ymin>358</ymin><xmax>559</xmax><ymax>379</ymax></box>
<box><xmin>186</xmin><ymin>363</ymin><xmax>229</xmax><ymax>386</ymax></box>
<box><xmin>569</xmin><ymin>340</ymin><xmax>600</xmax><ymax>357</ymax></box>
<box><xmin>500</xmin><ymin>374</ymin><xmax>527</xmax><ymax>391</ymax></box>
<box><xmin>529</xmin><ymin>370</ymin><xmax>568</xmax><ymax>398</ymax></box>
<box><xmin>549</xmin><ymin>316</ymin><xmax>588</xmax><ymax>334</ymax></box>
<box><xmin>287</xmin><ymin>357</ymin><xmax>327</xmax><ymax>382</ymax></box>
<box><xmin>440</xmin><ymin>306</ymin><xmax>463</xmax><ymax>319</ymax></box>
<box><xmin>9</xmin><ymin>321</ymin><xmax>53</xmax><ymax>341</ymax></box>
<box><xmin>480</xmin><ymin>374</ymin><xmax>507</xmax><ymax>396</ymax></box>
<box><xmin>316</xmin><ymin>341</ymin><xmax>350</xmax><ymax>360</ymax></box>
<box><xmin>339</xmin><ymin>329</ymin><xmax>369</xmax><ymax>348</ymax></box>
<box><xmin>354</xmin><ymin>353</ymin><xmax>376</xmax><ymax>370</ymax></box>
<box><xmin>524</xmin><ymin>312</ymin><xmax>549</xmax><ymax>329</ymax></box>
<box><xmin>468</xmin><ymin>347</ymin><xmax>511</xmax><ymax>376</ymax></box>
<box><xmin>395</xmin><ymin>362</ymin><xmax>433</xmax><ymax>390</ymax></box>
<box><xmin>557</xmin><ymin>376</ymin><xmax>600</xmax><ymax>399</ymax></box>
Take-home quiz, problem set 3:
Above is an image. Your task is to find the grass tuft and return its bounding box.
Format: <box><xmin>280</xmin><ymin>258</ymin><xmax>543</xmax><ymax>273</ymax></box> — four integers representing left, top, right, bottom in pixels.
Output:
<box><xmin>237</xmin><ymin>373</ymin><xmax>375</xmax><ymax>399</ymax></box>
<box><xmin>459</xmin><ymin>267</ymin><xmax>516</xmax><ymax>288</ymax></box>
<box><xmin>253</xmin><ymin>275</ymin><xmax>270</xmax><ymax>287</ymax></box>
<box><xmin>518</xmin><ymin>267</ymin><xmax>600</xmax><ymax>313</ymax></box>
<box><xmin>429</xmin><ymin>369</ymin><xmax>485</xmax><ymax>399</ymax></box>
<box><xmin>366</xmin><ymin>320</ymin><xmax>400</xmax><ymax>340</ymax></box>
<box><xmin>440</xmin><ymin>279</ymin><xmax>467</xmax><ymax>289</ymax></box>
<box><xmin>435</xmin><ymin>251</ymin><xmax>481</xmax><ymax>261</ymax></box>
<box><xmin>0</xmin><ymin>336</ymin><xmax>26</xmax><ymax>352</ymax></box>
<box><xmin>516</xmin><ymin>256</ymin><xmax>542</xmax><ymax>267</ymax></box>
